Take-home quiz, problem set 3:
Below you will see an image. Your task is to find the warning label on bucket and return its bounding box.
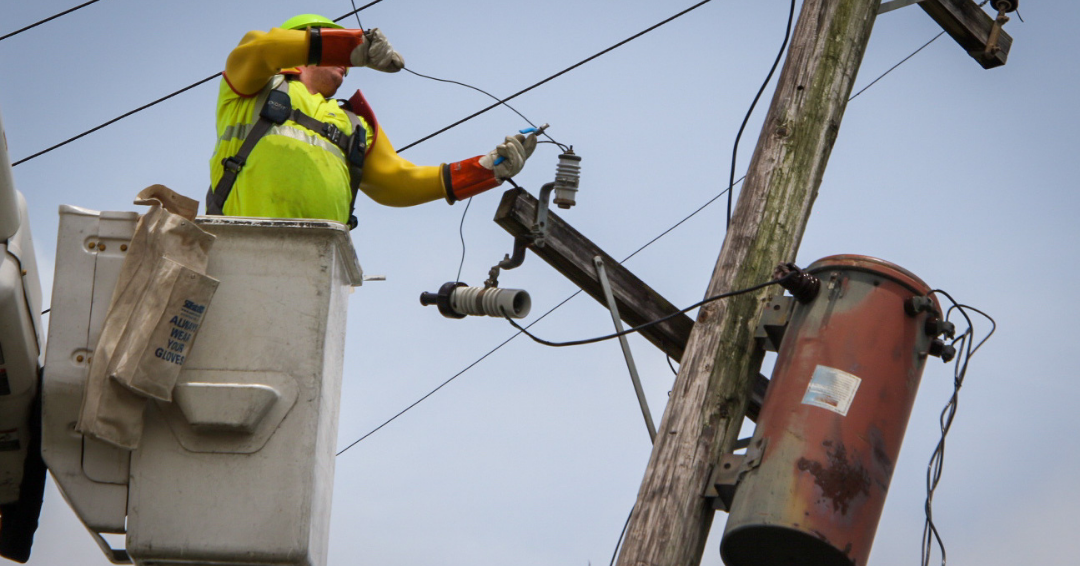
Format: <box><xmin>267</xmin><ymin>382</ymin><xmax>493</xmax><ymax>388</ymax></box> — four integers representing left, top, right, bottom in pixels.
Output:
<box><xmin>802</xmin><ymin>365</ymin><xmax>861</xmax><ymax>416</ymax></box>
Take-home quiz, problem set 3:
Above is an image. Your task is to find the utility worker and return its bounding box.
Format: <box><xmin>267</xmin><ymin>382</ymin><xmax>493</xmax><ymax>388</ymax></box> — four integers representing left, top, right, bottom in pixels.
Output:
<box><xmin>206</xmin><ymin>14</ymin><xmax>536</xmax><ymax>227</ymax></box>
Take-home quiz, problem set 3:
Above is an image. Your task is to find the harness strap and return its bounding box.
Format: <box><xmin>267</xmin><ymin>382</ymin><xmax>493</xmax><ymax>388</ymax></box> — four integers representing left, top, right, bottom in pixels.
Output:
<box><xmin>205</xmin><ymin>115</ymin><xmax>276</xmax><ymax>215</ymax></box>
<box><xmin>342</xmin><ymin>109</ymin><xmax>366</xmax><ymax>230</ymax></box>
<box><xmin>206</xmin><ymin>78</ymin><xmax>367</xmax><ymax>230</ymax></box>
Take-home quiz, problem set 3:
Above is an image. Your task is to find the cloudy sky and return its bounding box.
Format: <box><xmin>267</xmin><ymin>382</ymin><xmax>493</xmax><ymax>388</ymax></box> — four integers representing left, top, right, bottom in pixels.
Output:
<box><xmin>2</xmin><ymin>0</ymin><xmax>1076</xmax><ymax>565</ymax></box>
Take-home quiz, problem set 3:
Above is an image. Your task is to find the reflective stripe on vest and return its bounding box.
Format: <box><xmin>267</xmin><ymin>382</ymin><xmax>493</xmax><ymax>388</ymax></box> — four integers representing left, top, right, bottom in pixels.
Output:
<box><xmin>221</xmin><ymin>122</ymin><xmax>349</xmax><ymax>164</ymax></box>
<box><xmin>206</xmin><ymin>77</ymin><xmax>366</xmax><ymax>229</ymax></box>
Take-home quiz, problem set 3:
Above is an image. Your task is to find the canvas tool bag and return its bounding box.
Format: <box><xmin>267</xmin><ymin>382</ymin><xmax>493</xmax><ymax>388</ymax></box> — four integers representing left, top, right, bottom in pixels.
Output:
<box><xmin>76</xmin><ymin>185</ymin><xmax>218</xmax><ymax>450</ymax></box>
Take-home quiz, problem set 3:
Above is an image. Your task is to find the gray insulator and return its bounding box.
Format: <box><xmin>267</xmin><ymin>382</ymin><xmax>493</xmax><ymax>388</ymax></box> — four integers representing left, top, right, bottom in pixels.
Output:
<box><xmin>553</xmin><ymin>151</ymin><xmax>581</xmax><ymax>209</ymax></box>
<box><xmin>449</xmin><ymin>286</ymin><xmax>532</xmax><ymax>319</ymax></box>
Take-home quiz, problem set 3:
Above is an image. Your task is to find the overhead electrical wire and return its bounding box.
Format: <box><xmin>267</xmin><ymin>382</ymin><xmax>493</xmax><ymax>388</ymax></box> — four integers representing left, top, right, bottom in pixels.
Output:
<box><xmin>504</xmin><ymin>276</ymin><xmax>787</xmax><ymax>348</ymax></box>
<box><xmin>336</xmin><ymin>288</ymin><xmax>584</xmax><ymax>456</ymax></box>
<box><xmin>396</xmin><ymin>0</ymin><xmax>717</xmax><ymax>153</ymax></box>
<box><xmin>347</xmin><ymin>0</ymin><xmax>369</xmax><ymax>29</ymax></box>
<box><xmin>9</xmin><ymin>2</ymin><xmax>385</xmax><ymax>167</ymax></box>
<box><xmin>0</xmin><ymin>0</ymin><xmax>103</xmax><ymax>43</ymax></box>
<box><xmin>454</xmin><ymin>197</ymin><xmax>473</xmax><ymax>283</ymax></box>
<box><xmin>920</xmin><ymin>293</ymin><xmax>995</xmax><ymax>566</ymax></box>
<box><xmin>11</xmin><ymin>73</ymin><xmax>221</xmax><ymax>167</ymax></box>
<box><xmin>396</xmin><ymin>64</ymin><xmax>571</xmax><ymax>283</ymax></box>
<box><xmin>5</xmin><ymin>0</ymin><xmax>956</xmax><ymax>452</ymax></box>
<box><xmin>9</xmin><ymin>0</ymin><xmax>984</xmax><ymax>455</ymax></box>
<box><xmin>10</xmin><ymin>0</ymin><xmax>941</xmax><ymax>170</ymax></box>
<box><xmin>609</xmin><ymin>507</ymin><xmax>634</xmax><ymax>566</ymax></box>
<box><xmin>848</xmin><ymin>31</ymin><xmax>944</xmax><ymax>102</ymax></box>
<box><xmin>726</xmin><ymin>0</ymin><xmax>795</xmax><ymax>229</ymax></box>
<box><xmin>335</xmin><ymin>0</ymin><xmax>386</xmax><ymax>25</ymax></box>
<box><xmin>336</xmin><ymin>1</ymin><xmax>960</xmax><ymax>452</ymax></box>
<box><xmin>402</xmin><ymin>67</ymin><xmax>568</xmax><ymax>150</ymax></box>
<box><xmin>337</xmin><ymin>0</ymin><xmax>729</xmax><ymax>453</ymax></box>
<box><xmin>333</xmin><ymin>168</ymin><xmax>738</xmax><ymax>456</ymax></box>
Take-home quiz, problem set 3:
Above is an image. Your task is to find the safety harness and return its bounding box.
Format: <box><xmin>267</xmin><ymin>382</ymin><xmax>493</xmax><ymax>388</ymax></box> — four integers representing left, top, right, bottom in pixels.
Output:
<box><xmin>205</xmin><ymin>77</ymin><xmax>367</xmax><ymax>229</ymax></box>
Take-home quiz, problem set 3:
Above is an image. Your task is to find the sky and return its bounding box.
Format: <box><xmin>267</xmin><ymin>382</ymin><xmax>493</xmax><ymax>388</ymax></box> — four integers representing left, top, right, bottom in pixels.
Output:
<box><xmin>1</xmin><ymin>0</ymin><xmax>1077</xmax><ymax>565</ymax></box>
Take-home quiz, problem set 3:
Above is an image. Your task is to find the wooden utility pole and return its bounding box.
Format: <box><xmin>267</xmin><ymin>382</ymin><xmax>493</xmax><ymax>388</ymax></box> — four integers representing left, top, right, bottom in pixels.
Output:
<box><xmin>614</xmin><ymin>0</ymin><xmax>882</xmax><ymax>564</ymax></box>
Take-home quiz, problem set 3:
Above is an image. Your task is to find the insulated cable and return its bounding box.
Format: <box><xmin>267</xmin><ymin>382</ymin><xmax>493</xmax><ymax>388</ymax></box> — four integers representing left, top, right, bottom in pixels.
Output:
<box><xmin>402</xmin><ymin>67</ymin><xmax>568</xmax><ymax>150</ymax></box>
<box><xmin>347</xmin><ymin>0</ymin><xmax>367</xmax><ymax>29</ymax></box>
<box><xmin>609</xmin><ymin>506</ymin><xmax>634</xmax><ymax>566</ymax></box>
<box><xmin>9</xmin><ymin>0</ymin><xmax>938</xmax><ymax>169</ymax></box>
<box><xmin>337</xmin><ymin>171</ymin><xmax>749</xmax><ymax>452</ymax></box>
<box><xmin>336</xmin><ymin>0</ymin><xmax>386</xmax><ymax>26</ymax></box>
<box><xmin>503</xmin><ymin>275</ymin><xmax>788</xmax><ymax>348</ymax></box>
<box><xmin>454</xmin><ymin>197</ymin><xmax>473</xmax><ymax>283</ymax></box>
<box><xmin>338</xmin><ymin>172</ymin><xmax>743</xmax><ymax>454</ymax></box>
<box><xmin>847</xmin><ymin>1</ymin><xmax>1023</xmax><ymax>103</ymax></box>
<box><xmin>332</xmin><ymin>0</ymin><xmax>968</xmax><ymax>450</ymax></box>
<box><xmin>396</xmin><ymin>0</ymin><xmax>717</xmax><ymax>153</ymax></box>
<box><xmin>11</xmin><ymin>73</ymin><xmax>221</xmax><ymax>167</ymax></box>
<box><xmin>848</xmin><ymin>32</ymin><xmax>944</xmax><ymax>103</ymax></box>
<box><xmin>399</xmin><ymin>64</ymin><xmax>570</xmax><ymax>283</ymax></box>
<box><xmin>10</xmin><ymin>2</ymin><xmax>386</xmax><ymax>168</ymax></box>
<box><xmin>338</xmin><ymin>270</ymin><xmax>786</xmax><ymax>456</ymax></box>
<box><xmin>336</xmin><ymin>287</ymin><xmax>584</xmax><ymax>456</ymax></box>
<box><xmin>919</xmin><ymin>291</ymin><xmax>995</xmax><ymax>566</ymax></box>
<box><xmin>726</xmin><ymin>0</ymin><xmax>795</xmax><ymax>229</ymax></box>
<box><xmin>0</xmin><ymin>0</ymin><xmax>103</xmax><ymax>43</ymax></box>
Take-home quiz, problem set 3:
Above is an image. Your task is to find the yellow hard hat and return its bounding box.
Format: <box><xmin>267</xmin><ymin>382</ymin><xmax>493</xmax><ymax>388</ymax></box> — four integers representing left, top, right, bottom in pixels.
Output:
<box><xmin>280</xmin><ymin>14</ymin><xmax>343</xmax><ymax>30</ymax></box>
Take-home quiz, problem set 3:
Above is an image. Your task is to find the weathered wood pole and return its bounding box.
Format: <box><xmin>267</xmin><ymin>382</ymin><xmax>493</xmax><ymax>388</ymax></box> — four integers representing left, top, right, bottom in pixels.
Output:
<box><xmin>614</xmin><ymin>1</ymin><xmax>881</xmax><ymax>564</ymax></box>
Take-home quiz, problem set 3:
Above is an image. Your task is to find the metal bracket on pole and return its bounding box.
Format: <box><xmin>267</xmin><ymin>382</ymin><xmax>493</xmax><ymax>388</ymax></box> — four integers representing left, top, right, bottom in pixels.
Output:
<box><xmin>754</xmin><ymin>295</ymin><xmax>795</xmax><ymax>352</ymax></box>
<box><xmin>531</xmin><ymin>183</ymin><xmax>556</xmax><ymax>248</ymax></box>
<box><xmin>705</xmin><ymin>437</ymin><xmax>768</xmax><ymax>512</ymax></box>
<box><xmin>877</xmin><ymin>0</ymin><xmax>927</xmax><ymax>14</ymax></box>
<box><xmin>594</xmin><ymin>256</ymin><xmax>657</xmax><ymax>444</ymax></box>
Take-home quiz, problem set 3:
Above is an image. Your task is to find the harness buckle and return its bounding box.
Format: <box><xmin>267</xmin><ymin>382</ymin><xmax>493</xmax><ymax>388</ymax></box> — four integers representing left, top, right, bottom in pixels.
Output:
<box><xmin>322</xmin><ymin>123</ymin><xmax>342</xmax><ymax>145</ymax></box>
<box><xmin>222</xmin><ymin>156</ymin><xmax>245</xmax><ymax>173</ymax></box>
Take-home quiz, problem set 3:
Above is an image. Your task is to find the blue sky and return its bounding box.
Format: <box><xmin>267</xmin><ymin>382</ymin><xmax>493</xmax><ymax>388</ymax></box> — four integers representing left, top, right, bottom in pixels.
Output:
<box><xmin>2</xmin><ymin>1</ymin><xmax>1077</xmax><ymax>565</ymax></box>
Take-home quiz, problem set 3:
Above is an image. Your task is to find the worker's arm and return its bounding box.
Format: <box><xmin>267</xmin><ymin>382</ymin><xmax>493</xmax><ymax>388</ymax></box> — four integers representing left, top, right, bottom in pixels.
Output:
<box><xmin>225</xmin><ymin>27</ymin><xmax>394</xmax><ymax>96</ymax></box>
<box><xmin>224</xmin><ymin>28</ymin><xmax>312</xmax><ymax>96</ymax></box>
<box><xmin>358</xmin><ymin>129</ymin><xmax>447</xmax><ymax>207</ymax></box>
<box><xmin>359</xmin><ymin>128</ymin><xmax>537</xmax><ymax>207</ymax></box>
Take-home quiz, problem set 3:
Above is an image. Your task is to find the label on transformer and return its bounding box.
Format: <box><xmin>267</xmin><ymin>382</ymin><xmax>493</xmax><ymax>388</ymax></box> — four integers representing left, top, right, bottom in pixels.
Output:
<box><xmin>802</xmin><ymin>365</ymin><xmax>861</xmax><ymax>417</ymax></box>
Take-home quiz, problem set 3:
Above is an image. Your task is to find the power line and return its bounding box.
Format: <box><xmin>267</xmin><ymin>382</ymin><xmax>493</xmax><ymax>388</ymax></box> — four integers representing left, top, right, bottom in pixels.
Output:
<box><xmin>335</xmin><ymin>174</ymin><xmax>744</xmax><ymax>453</ymax></box>
<box><xmin>333</xmin><ymin>9</ymin><xmax>961</xmax><ymax>450</ymax></box>
<box><xmin>403</xmin><ymin>67</ymin><xmax>568</xmax><ymax>150</ymax></box>
<box><xmin>0</xmin><ymin>0</ymin><xmax>103</xmax><ymax>43</ymax></box>
<box><xmin>454</xmin><ymin>197</ymin><xmax>472</xmax><ymax>283</ymax></box>
<box><xmin>396</xmin><ymin>0</ymin><xmax>717</xmax><ymax>153</ymax></box>
<box><xmin>609</xmin><ymin>506</ymin><xmax>634</xmax><ymax>566</ymax></box>
<box><xmin>727</xmin><ymin>0</ymin><xmax>795</xmax><ymax>229</ymax></box>
<box><xmin>10</xmin><ymin>2</ymin><xmax>386</xmax><ymax>167</ymax></box>
<box><xmin>9</xmin><ymin>0</ymin><xmax>935</xmax><ymax>172</ymax></box>
<box><xmin>336</xmin><ymin>288</ymin><xmax>583</xmax><ymax>456</ymax></box>
<box><xmin>848</xmin><ymin>31</ymin><xmax>945</xmax><ymax>102</ymax></box>
<box><xmin>505</xmin><ymin>276</ymin><xmax>787</xmax><ymax>348</ymax></box>
<box><xmin>920</xmin><ymin>293</ymin><xmax>995</xmax><ymax>566</ymax></box>
<box><xmin>335</xmin><ymin>0</ymin><xmax>386</xmax><ymax>25</ymax></box>
<box><xmin>12</xmin><ymin>73</ymin><xmax>221</xmax><ymax>167</ymax></box>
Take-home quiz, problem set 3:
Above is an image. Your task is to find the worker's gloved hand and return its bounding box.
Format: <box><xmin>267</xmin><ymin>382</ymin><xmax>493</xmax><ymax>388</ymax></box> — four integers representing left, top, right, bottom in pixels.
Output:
<box><xmin>353</xmin><ymin>28</ymin><xmax>405</xmax><ymax>72</ymax></box>
<box><xmin>479</xmin><ymin>133</ymin><xmax>538</xmax><ymax>180</ymax></box>
<box><xmin>443</xmin><ymin>132</ymin><xmax>537</xmax><ymax>203</ymax></box>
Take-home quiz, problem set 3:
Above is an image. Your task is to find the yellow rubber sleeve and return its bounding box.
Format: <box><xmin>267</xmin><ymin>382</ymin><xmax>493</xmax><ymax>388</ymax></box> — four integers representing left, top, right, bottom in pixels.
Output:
<box><xmin>224</xmin><ymin>28</ymin><xmax>310</xmax><ymax>96</ymax></box>
<box><xmin>359</xmin><ymin>127</ymin><xmax>449</xmax><ymax>207</ymax></box>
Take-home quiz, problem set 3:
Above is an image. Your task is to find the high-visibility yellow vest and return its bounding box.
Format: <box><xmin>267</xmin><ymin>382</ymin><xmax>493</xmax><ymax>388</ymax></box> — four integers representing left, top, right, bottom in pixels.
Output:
<box><xmin>209</xmin><ymin>76</ymin><xmax>373</xmax><ymax>224</ymax></box>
